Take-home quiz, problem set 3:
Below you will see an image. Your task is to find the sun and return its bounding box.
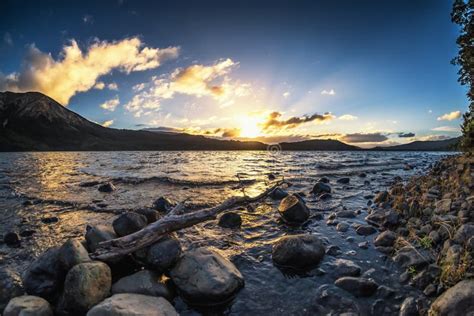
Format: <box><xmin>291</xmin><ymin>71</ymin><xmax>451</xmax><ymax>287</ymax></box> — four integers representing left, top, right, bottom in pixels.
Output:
<box><xmin>239</xmin><ymin>116</ymin><xmax>263</xmax><ymax>138</ymax></box>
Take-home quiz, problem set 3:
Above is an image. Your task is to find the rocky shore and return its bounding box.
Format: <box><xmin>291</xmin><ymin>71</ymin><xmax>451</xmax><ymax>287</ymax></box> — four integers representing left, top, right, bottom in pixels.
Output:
<box><xmin>0</xmin><ymin>153</ymin><xmax>472</xmax><ymax>315</ymax></box>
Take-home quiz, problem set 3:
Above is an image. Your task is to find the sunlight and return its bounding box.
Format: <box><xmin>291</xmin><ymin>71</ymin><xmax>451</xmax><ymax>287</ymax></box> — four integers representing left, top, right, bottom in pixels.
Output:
<box><xmin>239</xmin><ymin>116</ymin><xmax>263</xmax><ymax>138</ymax></box>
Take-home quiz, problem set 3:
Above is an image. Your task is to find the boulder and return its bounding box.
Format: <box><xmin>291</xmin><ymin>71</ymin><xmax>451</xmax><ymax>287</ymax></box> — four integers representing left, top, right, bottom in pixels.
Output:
<box><xmin>111</xmin><ymin>270</ymin><xmax>172</xmax><ymax>301</ymax></box>
<box><xmin>312</xmin><ymin>182</ymin><xmax>331</xmax><ymax>194</ymax></box>
<box><xmin>113</xmin><ymin>212</ymin><xmax>148</xmax><ymax>237</ymax></box>
<box><xmin>269</xmin><ymin>187</ymin><xmax>289</xmax><ymax>200</ymax></box>
<box><xmin>218</xmin><ymin>212</ymin><xmax>242</xmax><ymax>228</ymax></box>
<box><xmin>429</xmin><ymin>280</ymin><xmax>474</xmax><ymax>316</ymax></box>
<box><xmin>277</xmin><ymin>194</ymin><xmax>310</xmax><ymax>224</ymax></box>
<box><xmin>87</xmin><ymin>294</ymin><xmax>178</xmax><ymax>316</ymax></box>
<box><xmin>98</xmin><ymin>182</ymin><xmax>115</xmax><ymax>193</ymax></box>
<box><xmin>170</xmin><ymin>248</ymin><xmax>244</xmax><ymax>305</ymax></box>
<box><xmin>393</xmin><ymin>246</ymin><xmax>432</xmax><ymax>268</ymax></box>
<box><xmin>59</xmin><ymin>261</ymin><xmax>111</xmax><ymax>314</ymax></box>
<box><xmin>331</xmin><ymin>259</ymin><xmax>361</xmax><ymax>278</ymax></box>
<box><xmin>4</xmin><ymin>296</ymin><xmax>52</xmax><ymax>316</ymax></box>
<box><xmin>312</xmin><ymin>284</ymin><xmax>360</xmax><ymax>315</ymax></box>
<box><xmin>374</xmin><ymin>231</ymin><xmax>397</xmax><ymax>247</ymax></box>
<box><xmin>147</xmin><ymin>235</ymin><xmax>182</xmax><ymax>273</ymax></box>
<box><xmin>334</xmin><ymin>277</ymin><xmax>378</xmax><ymax>297</ymax></box>
<box><xmin>355</xmin><ymin>225</ymin><xmax>377</xmax><ymax>236</ymax></box>
<box><xmin>0</xmin><ymin>267</ymin><xmax>24</xmax><ymax>312</ymax></box>
<box><xmin>3</xmin><ymin>232</ymin><xmax>21</xmax><ymax>247</ymax></box>
<box><xmin>58</xmin><ymin>239</ymin><xmax>91</xmax><ymax>270</ymax></box>
<box><xmin>152</xmin><ymin>197</ymin><xmax>174</xmax><ymax>213</ymax></box>
<box><xmin>272</xmin><ymin>234</ymin><xmax>325</xmax><ymax>270</ymax></box>
<box><xmin>336</xmin><ymin>177</ymin><xmax>350</xmax><ymax>184</ymax></box>
<box><xmin>85</xmin><ymin>224</ymin><xmax>117</xmax><ymax>252</ymax></box>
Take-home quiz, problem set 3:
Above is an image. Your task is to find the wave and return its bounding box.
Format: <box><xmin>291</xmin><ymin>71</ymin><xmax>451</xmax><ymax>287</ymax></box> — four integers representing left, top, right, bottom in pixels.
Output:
<box><xmin>112</xmin><ymin>175</ymin><xmax>257</xmax><ymax>187</ymax></box>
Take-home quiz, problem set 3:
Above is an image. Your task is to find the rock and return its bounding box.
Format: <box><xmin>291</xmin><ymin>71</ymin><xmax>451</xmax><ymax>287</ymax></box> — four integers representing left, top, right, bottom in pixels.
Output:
<box><xmin>336</xmin><ymin>177</ymin><xmax>350</xmax><ymax>184</ymax></box>
<box><xmin>19</xmin><ymin>230</ymin><xmax>35</xmax><ymax>237</ymax></box>
<box><xmin>424</xmin><ymin>284</ymin><xmax>437</xmax><ymax>297</ymax></box>
<box><xmin>22</xmin><ymin>247</ymin><xmax>65</xmax><ymax>300</ymax></box>
<box><xmin>3</xmin><ymin>232</ymin><xmax>21</xmax><ymax>247</ymax></box>
<box><xmin>311</xmin><ymin>182</ymin><xmax>331</xmax><ymax>194</ymax></box>
<box><xmin>113</xmin><ymin>212</ymin><xmax>148</xmax><ymax>237</ymax></box>
<box><xmin>334</xmin><ymin>277</ymin><xmax>378</xmax><ymax>297</ymax></box>
<box><xmin>374</xmin><ymin>191</ymin><xmax>389</xmax><ymax>204</ymax></box>
<box><xmin>98</xmin><ymin>182</ymin><xmax>115</xmax><ymax>192</ymax></box>
<box><xmin>429</xmin><ymin>280</ymin><xmax>474</xmax><ymax>316</ymax></box>
<box><xmin>268</xmin><ymin>173</ymin><xmax>276</xmax><ymax>180</ymax></box>
<box><xmin>87</xmin><ymin>294</ymin><xmax>178</xmax><ymax>316</ymax></box>
<box><xmin>270</xmin><ymin>187</ymin><xmax>289</xmax><ymax>200</ymax></box>
<box><xmin>152</xmin><ymin>197</ymin><xmax>174</xmax><ymax>213</ymax></box>
<box><xmin>399</xmin><ymin>297</ymin><xmax>418</xmax><ymax>316</ymax></box>
<box><xmin>313</xmin><ymin>284</ymin><xmax>360</xmax><ymax>315</ymax></box>
<box><xmin>111</xmin><ymin>270</ymin><xmax>172</xmax><ymax>301</ymax></box>
<box><xmin>374</xmin><ymin>230</ymin><xmax>397</xmax><ymax>247</ymax></box>
<box><xmin>358</xmin><ymin>241</ymin><xmax>369</xmax><ymax>249</ymax></box>
<box><xmin>336</xmin><ymin>222</ymin><xmax>349</xmax><ymax>232</ymax></box>
<box><xmin>319</xmin><ymin>193</ymin><xmax>332</xmax><ymax>200</ymax></box>
<box><xmin>277</xmin><ymin>194</ymin><xmax>310</xmax><ymax>224</ymax></box>
<box><xmin>170</xmin><ymin>248</ymin><xmax>244</xmax><ymax>305</ymax></box>
<box><xmin>326</xmin><ymin>245</ymin><xmax>342</xmax><ymax>256</ymax></box>
<box><xmin>85</xmin><ymin>224</ymin><xmax>117</xmax><ymax>252</ymax></box>
<box><xmin>393</xmin><ymin>246</ymin><xmax>432</xmax><ymax>268</ymax></box>
<box><xmin>336</xmin><ymin>210</ymin><xmax>356</xmax><ymax>218</ymax></box>
<box><xmin>435</xmin><ymin>199</ymin><xmax>451</xmax><ymax>214</ymax></box>
<box><xmin>58</xmin><ymin>239</ymin><xmax>91</xmax><ymax>271</ymax></box>
<box><xmin>410</xmin><ymin>264</ymin><xmax>440</xmax><ymax>289</ymax></box>
<box><xmin>218</xmin><ymin>212</ymin><xmax>242</xmax><ymax>228</ymax></box>
<box><xmin>332</xmin><ymin>259</ymin><xmax>361</xmax><ymax>278</ymax></box>
<box><xmin>358</xmin><ymin>173</ymin><xmax>367</xmax><ymax>178</ymax></box>
<box><xmin>147</xmin><ymin>235</ymin><xmax>182</xmax><ymax>273</ymax></box>
<box><xmin>59</xmin><ymin>261</ymin><xmax>111</xmax><ymax>314</ymax></box>
<box><xmin>0</xmin><ymin>268</ymin><xmax>24</xmax><ymax>312</ymax></box>
<box><xmin>40</xmin><ymin>217</ymin><xmax>58</xmax><ymax>224</ymax></box>
<box><xmin>318</xmin><ymin>177</ymin><xmax>330</xmax><ymax>183</ymax></box>
<box><xmin>355</xmin><ymin>225</ymin><xmax>377</xmax><ymax>236</ymax></box>
<box><xmin>135</xmin><ymin>208</ymin><xmax>160</xmax><ymax>224</ymax></box>
<box><xmin>4</xmin><ymin>296</ymin><xmax>53</xmax><ymax>316</ymax></box>
<box><xmin>272</xmin><ymin>234</ymin><xmax>325</xmax><ymax>270</ymax></box>
<box><xmin>453</xmin><ymin>224</ymin><xmax>474</xmax><ymax>245</ymax></box>
<box><xmin>79</xmin><ymin>180</ymin><xmax>101</xmax><ymax>187</ymax></box>
<box><xmin>377</xmin><ymin>285</ymin><xmax>395</xmax><ymax>298</ymax></box>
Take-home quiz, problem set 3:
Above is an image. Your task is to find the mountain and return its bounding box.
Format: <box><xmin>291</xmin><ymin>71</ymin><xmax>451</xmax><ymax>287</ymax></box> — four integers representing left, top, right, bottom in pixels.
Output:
<box><xmin>372</xmin><ymin>138</ymin><xmax>460</xmax><ymax>151</ymax></box>
<box><xmin>279</xmin><ymin>139</ymin><xmax>360</xmax><ymax>151</ymax></box>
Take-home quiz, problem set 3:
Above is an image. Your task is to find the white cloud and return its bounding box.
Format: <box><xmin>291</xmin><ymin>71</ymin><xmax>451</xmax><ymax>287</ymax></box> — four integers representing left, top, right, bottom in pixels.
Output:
<box><xmin>107</xmin><ymin>82</ymin><xmax>118</xmax><ymax>90</ymax></box>
<box><xmin>101</xmin><ymin>119</ymin><xmax>114</xmax><ymax>127</ymax></box>
<box><xmin>94</xmin><ymin>81</ymin><xmax>105</xmax><ymax>90</ymax></box>
<box><xmin>0</xmin><ymin>37</ymin><xmax>179</xmax><ymax>105</ymax></box>
<box><xmin>321</xmin><ymin>89</ymin><xmax>335</xmax><ymax>96</ymax></box>
<box><xmin>283</xmin><ymin>91</ymin><xmax>290</xmax><ymax>98</ymax></box>
<box><xmin>125</xmin><ymin>58</ymin><xmax>250</xmax><ymax>116</ymax></box>
<box><xmin>432</xmin><ymin>126</ymin><xmax>459</xmax><ymax>132</ymax></box>
<box><xmin>437</xmin><ymin>110</ymin><xmax>461</xmax><ymax>121</ymax></box>
<box><xmin>339</xmin><ymin>114</ymin><xmax>358</xmax><ymax>121</ymax></box>
<box><xmin>100</xmin><ymin>96</ymin><xmax>120</xmax><ymax>111</ymax></box>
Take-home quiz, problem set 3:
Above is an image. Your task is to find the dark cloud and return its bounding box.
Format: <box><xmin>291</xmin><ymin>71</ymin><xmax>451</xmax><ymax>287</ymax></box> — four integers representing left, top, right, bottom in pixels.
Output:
<box><xmin>398</xmin><ymin>132</ymin><xmax>415</xmax><ymax>138</ymax></box>
<box><xmin>201</xmin><ymin>127</ymin><xmax>241</xmax><ymax>138</ymax></box>
<box><xmin>261</xmin><ymin>111</ymin><xmax>334</xmax><ymax>130</ymax></box>
<box><xmin>341</xmin><ymin>133</ymin><xmax>388</xmax><ymax>143</ymax></box>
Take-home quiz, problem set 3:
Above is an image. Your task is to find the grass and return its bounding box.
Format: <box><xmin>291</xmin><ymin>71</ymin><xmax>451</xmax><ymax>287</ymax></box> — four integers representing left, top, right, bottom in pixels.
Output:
<box><xmin>419</xmin><ymin>236</ymin><xmax>433</xmax><ymax>249</ymax></box>
<box><xmin>439</xmin><ymin>248</ymin><xmax>470</xmax><ymax>287</ymax></box>
<box><xmin>408</xmin><ymin>266</ymin><xmax>417</xmax><ymax>276</ymax></box>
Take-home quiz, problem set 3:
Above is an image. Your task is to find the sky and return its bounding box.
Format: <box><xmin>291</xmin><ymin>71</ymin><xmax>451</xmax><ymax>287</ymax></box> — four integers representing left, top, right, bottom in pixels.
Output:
<box><xmin>0</xmin><ymin>0</ymin><xmax>468</xmax><ymax>147</ymax></box>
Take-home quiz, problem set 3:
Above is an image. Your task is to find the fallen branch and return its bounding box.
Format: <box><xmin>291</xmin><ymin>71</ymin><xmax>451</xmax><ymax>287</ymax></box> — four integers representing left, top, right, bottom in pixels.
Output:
<box><xmin>91</xmin><ymin>180</ymin><xmax>287</xmax><ymax>261</ymax></box>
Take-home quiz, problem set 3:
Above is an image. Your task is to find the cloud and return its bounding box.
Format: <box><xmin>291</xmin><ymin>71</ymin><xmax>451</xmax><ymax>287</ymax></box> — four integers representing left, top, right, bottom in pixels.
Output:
<box><xmin>432</xmin><ymin>126</ymin><xmax>459</xmax><ymax>132</ymax></box>
<box><xmin>398</xmin><ymin>132</ymin><xmax>415</xmax><ymax>138</ymax></box>
<box><xmin>100</xmin><ymin>96</ymin><xmax>120</xmax><ymax>111</ymax></box>
<box><xmin>83</xmin><ymin>15</ymin><xmax>94</xmax><ymax>24</ymax></box>
<box><xmin>101</xmin><ymin>119</ymin><xmax>114</xmax><ymax>127</ymax></box>
<box><xmin>339</xmin><ymin>114</ymin><xmax>358</xmax><ymax>121</ymax></box>
<box><xmin>94</xmin><ymin>82</ymin><xmax>105</xmax><ymax>90</ymax></box>
<box><xmin>283</xmin><ymin>91</ymin><xmax>290</xmax><ymax>98</ymax></box>
<box><xmin>321</xmin><ymin>89</ymin><xmax>335</xmax><ymax>96</ymax></box>
<box><xmin>107</xmin><ymin>82</ymin><xmax>118</xmax><ymax>90</ymax></box>
<box><xmin>0</xmin><ymin>37</ymin><xmax>179</xmax><ymax>104</ymax></box>
<box><xmin>261</xmin><ymin>111</ymin><xmax>334</xmax><ymax>131</ymax></box>
<box><xmin>125</xmin><ymin>58</ymin><xmax>250</xmax><ymax>116</ymax></box>
<box><xmin>418</xmin><ymin>134</ymin><xmax>452</xmax><ymax>141</ymax></box>
<box><xmin>3</xmin><ymin>32</ymin><xmax>13</xmax><ymax>46</ymax></box>
<box><xmin>341</xmin><ymin>133</ymin><xmax>388</xmax><ymax>143</ymax></box>
<box><xmin>437</xmin><ymin>111</ymin><xmax>461</xmax><ymax>121</ymax></box>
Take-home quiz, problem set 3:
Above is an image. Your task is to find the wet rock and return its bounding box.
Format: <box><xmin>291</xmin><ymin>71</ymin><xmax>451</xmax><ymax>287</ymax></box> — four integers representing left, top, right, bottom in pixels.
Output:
<box><xmin>393</xmin><ymin>246</ymin><xmax>432</xmax><ymax>268</ymax></box>
<box><xmin>358</xmin><ymin>241</ymin><xmax>369</xmax><ymax>249</ymax></box>
<box><xmin>4</xmin><ymin>296</ymin><xmax>52</xmax><ymax>316</ymax></box>
<box><xmin>374</xmin><ymin>191</ymin><xmax>389</xmax><ymax>204</ymax></box>
<box><xmin>336</xmin><ymin>210</ymin><xmax>356</xmax><ymax>218</ymax></box>
<box><xmin>272</xmin><ymin>234</ymin><xmax>325</xmax><ymax>270</ymax></box>
<box><xmin>358</xmin><ymin>173</ymin><xmax>367</xmax><ymax>178</ymax></box>
<box><xmin>399</xmin><ymin>297</ymin><xmax>418</xmax><ymax>316</ymax></box>
<box><xmin>147</xmin><ymin>235</ymin><xmax>182</xmax><ymax>273</ymax></box>
<box><xmin>85</xmin><ymin>224</ymin><xmax>117</xmax><ymax>252</ymax></box>
<box><xmin>58</xmin><ymin>239</ymin><xmax>91</xmax><ymax>271</ymax></box>
<box><xmin>374</xmin><ymin>230</ymin><xmax>397</xmax><ymax>247</ymax></box>
<box><xmin>113</xmin><ymin>212</ymin><xmax>148</xmax><ymax>237</ymax></box>
<box><xmin>319</xmin><ymin>193</ymin><xmax>332</xmax><ymax>200</ymax></box>
<box><xmin>170</xmin><ymin>248</ymin><xmax>244</xmax><ymax>305</ymax></box>
<box><xmin>277</xmin><ymin>194</ymin><xmax>310</xmax><ymax>224</ymax></box>
<box><xmin>318</xmin><ymin>177</ymin><xmax>330</xmax><ymax>183</ymax></box>
<box><xmin>0</xmin><ymin>268</ymin><xmax>24</xmax><ymax>312</ymax></box>
<box><xmin>79</xmin><ymin>180</ymin><xmax>101</xmax><ymax>187</ymax></box>
<box><xmin>311</xmin><ymin>182</ymin><xmax>331</xmax><ymax>194</ymax></box>
<box><xmin>152</xmin><ymin>197</ymin><xmax>174</xmax><ymax>213</ymax></box>
<box><xmin>336</xmin><ymin>177</ymin><xmax>350</xmax><ymax>184</ymax></box>
<box><xmin>410</xmin><ymin>264</ymin><xmax>440</xmax><ymax>289</ymax></box>
<box><xmin>332</xmin><ymin>259</ymin><xmax>361</xmax><ymax>278</ymax></box>
<box><xmin>19</xmin><ymin>230</ymin><xmax>36</xmax><ymax>237</ymax></box>
<box><xmin>365</xmin><ymin>209</ymin><xmax>398</xmax><ymax>228</ymax></box>
<box><xmin>41</xmin><ymin>217</ymin><xmax>58</xmax><ymax>224</ymax></box>
<box><xmin>377</xmin><ymin>285</ymin><xmax>395</xmax><ymax>298</ymax></box>
<box><xmin>334</xmin><ymin>276</ymin><xmax>378</xmax><ymax>297</ymax></box>
<box><xmin>135</xmin><ymin>208</ymin><xmax>160</xmax><ymax>224</ymax></box>
<box><xmin>111</xmin><ymin>270</ymin><xmax>172</xmax><ymax>301</ymax></box>
<box><xmin>268</xmin><ymin>173</ymin><xmax>276</xmax><ymax>180</ymax></box>
<box><xmin>355</xmin><ymin>225</ymin><xmax>377</xmax><ymax>236</ymax></box>
<box><xmin>270</xmin><ymin>187</ymin><xmax>289</xmax><ymax>200</ymax></box>
<box><xmin>375</xmin><ymin>246</ymin><xmax>393</xmax><ymax>254</ymax></box>
<box><xmin>371</xmin><ymin>299</ymin><xmax>389</xmax><ymax>315</ymax></box>
<box><xmin>313</xmin><ymin>284</ymin><xmax>360</xmax><ymax>315</ymax></box>
<box><xmin>218</xmin><ymin>212</ymin><xmax>242</xmax><ymax>228</ymax></box>
<box><xmin>429</xmin><ymin>280</ymin><xmax>474</xmax><ymax>316</ymax></box>
<box><xmin>22</xmin><ymin>247</ymin><xmax>65</xmax><ymax>300</ymax></box>
<box><xmin>326</xmin><ymin>245</ymin><xmax>342</xmax><ymax>256</ymax></box>
<box><xmin>336</xmin><ymin>222</ymin><xmax>349</xmax><ymax>232</ymax></box>
<box><xmin>87</xmin><ymin>294</ymin><xmax>178</xmax><ymax>316</ymax></box>
<box><xmin>3</xmin><ymin>232</ymin><xmax>21</xmax><ymax>247</ymax></box>
<box><xmin>98</xmin><ymin>182</ymin><xmax>115</xmax><ymax>193</ymax></box>
<box><xmin>59</xmin><ymin>261</ymin><xmax>111</xmax><ymax>314</ymax></box>
<box><xmin>423</xmin><ymin>284</ymin><xmax>437</xmax><ymax>297</ymax></box>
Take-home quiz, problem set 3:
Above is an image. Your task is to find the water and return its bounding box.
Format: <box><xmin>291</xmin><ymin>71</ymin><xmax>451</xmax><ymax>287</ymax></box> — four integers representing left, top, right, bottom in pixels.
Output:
<box><xmin>0</xmin><ymin>151</ymin><xmax>452</xmax><ymax>315</ymax></box>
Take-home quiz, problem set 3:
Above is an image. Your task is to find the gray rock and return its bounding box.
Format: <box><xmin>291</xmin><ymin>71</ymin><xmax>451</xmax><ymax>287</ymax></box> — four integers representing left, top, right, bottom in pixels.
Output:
<box><xmin>374</xmin><ymin>230</ymin><xmax>397</xmax><ymax>247</ymax></box>
<box><xmin>277</xmin><ymin>194</ymin><xmax>310</xmax><ymax>224</ymax></box>
<box><xmin>170</xmin><ymin>248</ymin><xmax>244</xmax><ymax>305</ymax></box>
<box><xmin>87</xmin><ymin>294</ymin><xmax>178</xmax><ymax>316</ymax></box>
<box><xmin>59</xmin><ymin>261</ymin><xmax>111</xmax><ymax>314</ymax></box>
<box><xmin>332</xmin><ymin>259</ymin><xmax>361</xmax><ymax>278</ymax></box>
<box><xmin>272</xmin><ymin>234</ymin><xmax>325</xmax><ymax>270</ymax></box>
<box><xmin>152</xmin><ymin>197</ymin><xmax>174</xmax><ymax>213</ymax></box>
<box><xmin>336</xmin><ymin>222</ymin><xmax>349</xmax><ymax>232</ymax></box>
<box><xmin>336</xmin><ymin>177</ymin><xmax>350</xmax><ymax>184</ymax></box>
<box><xmin>313</xmin><ymin>284</ymin><xmax>360</xmax><ymax>315</ymax></box>
<box><xmin>429</xmin><ymin>280</ymin><xmax>474</xmax><ymax>316</ymax></box>
<box><xmin>4</xmin><ymin>296</ymin><xmax>52</xmax><ymax>316</ymax></box>
<box><xmin>453</xmin><ymin>224</ymin><xmax>474</xmax><ymax>245</ymax></box>
<box><xmin>393</xmin><ymin>246</ymin><xmax>432</xmax><ymax>268</ymax></box>
<box><xmin>326</xmin><ymin>245</ymin><xmax>342</xmax><ymax>256</ymax></box>
<box><xmin>112</xmin><ymin>270</ymin><xmax>172</xmax><ymax>301</ymax></box>
<box><xmin>135</xmin><ymin>208</ymin><xmax>160</xmax><ymax>224</ymax></box>
<box><xmin>4</xmin><ymin>232</ymin><xmax>21</xmax><ymax>247</ymax></box>
<box><xmin>58</xmin><ymin>239</ymin><xmax>91</xmax><ymax>271</ymax></box>
<box><xmin>374</xmin><ymin>191</ymin><xmax>389</xmax><ymax>204</ymax></box>
<box><xmin>312</xmin><ymin>182</ymin><xmax>331</xmax><ymax>194</ymax></box>
<box><xmin>147</xmin><ymin>235</ymin><xmax>182</xmax><ymax>273</ymax></box>
<box><xmin>0</xmin><ymin>268</ymin><xmax>24</xmax><ymax>312</ymax></box>
<box><xmin>356</xmin><ymin>225</ymin><xmax>377</xmax><ymax>236</ymax></box>
<box><xmin>218</xmin><ymin>212</ymin><xmax>242</xmax><ymax>228</ymax></box>
<box><xmin>377</xmin><ymin>285</ymin><xmax>395</xmax><ymax>298</ymax></box>
<box><xmin>98</xmin><ymin>182</ymin><xmax>115</xmax><ymax>193</ymax></box>
<box><xmin>318</xmin><ymin>177</ymin><xmax>330</xmax><ymax>183</ymax></box>
<box><xmin>113</xmin><ymin>212</ymin><xmax>148</xmax><ymax>237</ymax></box>
<box><xmin>85</xmin><ymin>224</ymin><xmax>117</xmax><ymax>252</ymax></box>
<box><xmin>435</xmin><ymin>199</ymin><xmax>451</xmax><ymax>214</ymax></box>
<box><xmin>336</xmin><ymin>210</ymin><xmax>356</xmax><ymax>218</ymax></box>
<box><xmin>358</xmin><ymin>241</ymin><xmax>369</xmax><ymax>249</ymax></box>
<box><xmin>270</xmin><ymin>187</ymin><xmax>289</xmax><ymax>200</ymax></box>
<box><xmin>334</xmin><ymin>277</ymin><xmax>378</xmax><ymax>297</ymax></box>
<box><xmin>399</xmin><ymin>297</ymin><xmax>418</xmax><ymax>316</ymax></box>
<box><xmin>319</xmin><ymin>193</ymin><xmax>332</xmax><ymax>200</ymax></box>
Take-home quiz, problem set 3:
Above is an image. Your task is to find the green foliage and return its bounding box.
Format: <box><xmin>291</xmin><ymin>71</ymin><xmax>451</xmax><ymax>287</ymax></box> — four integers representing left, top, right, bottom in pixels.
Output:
<box><xmin>419</xmin><ymin>236</ymin><xmax>432</xmax><ymax>249</ymax></box>
<box><xmin>452</xmin><ymin>0</ymin><xmax>474</xmax><ymax>151</ymax></box>
<box><xmin>408</xmin><ymin>266</ymin><xmax>417</xmax><ymax>276</ymax></box>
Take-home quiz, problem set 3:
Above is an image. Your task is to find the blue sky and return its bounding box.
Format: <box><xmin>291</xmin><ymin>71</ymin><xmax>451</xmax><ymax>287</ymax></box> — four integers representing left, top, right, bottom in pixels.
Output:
<box><xmin>0</xmin><ymin>0</ymin><xmax>468</xmax><ymax>146</ymax></box>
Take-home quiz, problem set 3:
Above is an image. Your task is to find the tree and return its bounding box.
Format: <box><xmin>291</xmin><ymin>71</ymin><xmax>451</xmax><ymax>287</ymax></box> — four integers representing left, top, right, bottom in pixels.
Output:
<box><xmin>452</xmin><ymin>0</ymin><xmax>474</xmax><ymax>151</ymax></box>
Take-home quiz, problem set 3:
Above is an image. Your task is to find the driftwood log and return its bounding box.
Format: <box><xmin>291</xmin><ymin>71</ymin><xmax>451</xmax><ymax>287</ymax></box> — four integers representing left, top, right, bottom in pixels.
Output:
<box><xmin>91</xmin><ymin>180</ymin><xmax>287</xmax><ymax>261</ymax></box>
